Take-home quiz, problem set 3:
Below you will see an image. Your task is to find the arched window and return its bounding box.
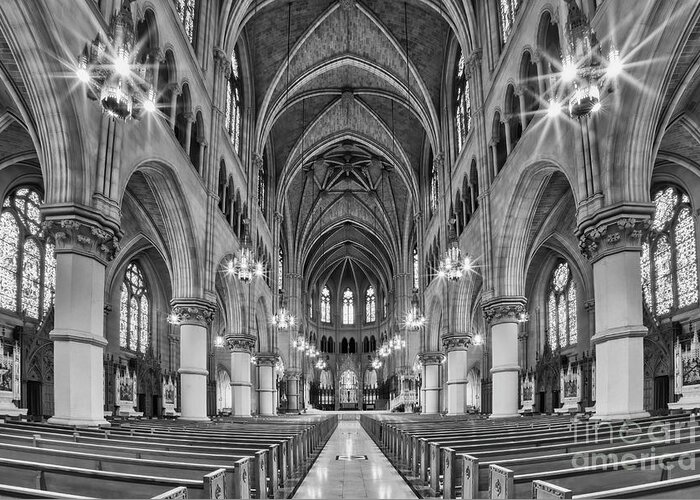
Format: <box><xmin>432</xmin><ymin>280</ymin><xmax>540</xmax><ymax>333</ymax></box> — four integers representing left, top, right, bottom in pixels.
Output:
<box><xmin>321</xmin><ymin>336</ymin><xmax>327</xmax><ymax>352</ymax></box>
<box><xmin>0</xmin><ymin>186</ymin><xmax>55</xmax><ymax>320</ymax></box>
<box><xmin>413</xmin><ymin>246</ymin><xmax>419</xmax><ymax>290</ymax></box>
<box><xmin>257</xmin><ymin>156</ymin><xmax>266</xmax><ymax>214</ymax></box>
<box><xmin>370</xmin><ymin>335</ymin><xmax>376</xmax><ymax>352</ymax></box>
<box><xmin>499</xmin><ymin>0</ymin><xmax>521</xmax><ymax>44</ymax></box>
<box><xmin>430</xmin><ymin>156</ymin><xmax>439</xmax><ymax>216</ymax></box>
<box><xmin>342</xmin><ymin>288</ymin><xmax>354</xmax><ymax>325</ymax></box>
<box><xmin>226</xmin><ymin>48</ymin><xmax>242</xmax><ymax>155</ymax></box>
<box><xmin>365</xmin><ymin>285</ymin><xmax>376</xmax><ymax>323</ymax></box>
<box><xmin>546</xmin><ymin>261</ymin><xmax>577</xmax><ymax>349</ymax></box>
<box><xmin>641</xmin><ymin>186</ymin><xmax>698</xmax><ymax>317</ymax></box>
<box><xmin>349</xmin><ymin>337</ymin><xmax>356</xmax><ymax>354</ymax></box>
<box><xmin>328</xmin><ymin>336</ymin><xmax>335</xmax><ymax>353</ymax></box>
<box><xmin>277</xmin><ymin>248</ymin><xmax>283</xmax><ymax>292</ymax></box>
<box><xmin>321</xmin><ymin>285</ymin><xmax>331</xmax><ymax>323</ymax></box>
<box><xmin>455</xmin><ymin>48</ymin><xmax>471</xmax><ymax>152</ymax></box>
<box><xmin>119</xmin><ymin>261</ymin><xmax>151</xmax><ymax>353</ymax></box>
<box><xmin>363</xmin><ymin>336</ymin><xmax>370</xmax><ymax>353</ymax></box>
<box><xmin>341</xmin><ymin>337</ymin><xmax>348</xmax><ymax>354</ymax></box>
<box><xmin>309</xmin><ymin>293</ymin><xmax>313</xmax><ymax>319</ymax></box>
<box><xmin>176</xmin><ymin>0</ymin><xmax>197</xmax><ymax>45</ymax></box>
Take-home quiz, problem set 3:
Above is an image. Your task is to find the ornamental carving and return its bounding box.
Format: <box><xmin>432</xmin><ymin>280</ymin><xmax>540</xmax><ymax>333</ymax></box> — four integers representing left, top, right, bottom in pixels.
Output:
<box><xmin>441</xmin><ymin>334</ymin><xmax>472</xmax><ymax>351</ymax></box>
<box><xmin>418</xmin><ymin>351</ymin><xmax>445</xmax><ymax>365</ymax></box>
<box><xmin>225</xmin><ymin>334</ymin><xmax>256</xmax><ymax>353</ymax></box>
<box><xmin>213</xmin><ymin>47</ymin><xmax>231</xmax><ymax>78</ymax></box>
<box><xmin>43</xmin><ymin>218</ymin><xmax>120</xmax><ymax>264</ymax></box>
<box><xmin>255</xmin><ymin>353</ymin><xmax>280</xmax><ymax>367</ymax></box>
<box><xmin>579</xmin><ymin>216</ymin><xmax>650</xmax><ymax>261</ymax></box>
<box><xmin>340</xmin><ymin>0</ymin><xmax>354</xmax><ymax>10</ymax></box>
<box><xmin>170</xmin><ymin>300</ymin><xmax>216</xmax><ymax>327</ymax></box>
<box><xmin>284</xmin><ymin>368</ymin><xmax>302</xmax><ymax>380</ymax></box>
<box><xmin>482</xmin><ymin>297</ymin><xmax>527</xmax><ymax>325</ymax></box>
<box><xmin>253</xmin><ymin>153</ymin><xmax>264</xmax><ymax>172</ymax></box>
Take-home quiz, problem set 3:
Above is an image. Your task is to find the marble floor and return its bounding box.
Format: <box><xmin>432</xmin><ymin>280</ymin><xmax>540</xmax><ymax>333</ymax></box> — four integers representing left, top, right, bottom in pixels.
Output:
<box><xmin>293</xmin><ymin>418</ymin><xmax>417</xmax><ymax>499</ymax></box>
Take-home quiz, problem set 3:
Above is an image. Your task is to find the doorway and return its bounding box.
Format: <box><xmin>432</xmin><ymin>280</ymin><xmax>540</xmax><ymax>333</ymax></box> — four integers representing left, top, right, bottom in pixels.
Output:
<box><xmin>654</xmin><ymin>375</ymin><xmax>669</xmax><ymax>411</ymax></box>
<box><xmin>26</xmin><ymin>381</ymin><xmax>42</xmax><ymax>420</ymax></box>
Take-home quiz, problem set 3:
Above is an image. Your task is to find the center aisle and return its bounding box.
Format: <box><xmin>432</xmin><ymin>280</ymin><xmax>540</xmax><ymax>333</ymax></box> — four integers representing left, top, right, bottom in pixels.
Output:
<box><xmin>293</xmin><ymin>418</ymin><xmax>417</xmax><ymax>499</ymax></box>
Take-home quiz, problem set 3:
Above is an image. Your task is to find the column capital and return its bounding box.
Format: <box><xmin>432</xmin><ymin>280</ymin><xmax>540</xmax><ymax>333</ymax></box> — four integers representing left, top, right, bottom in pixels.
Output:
<box><xmin>577</xmin><ymin>203</ymin><xmax>654</xmax><ymax>262</ymax></box>
<box><xmin>253</xmin><ymin>153</ymin><xmax>264</xmax><ymax>172</ymax></box>
<box><xmin>466</xmin><ymin>49</ymin><xmax>482</xmax><ymax>72</ymax></box>
<box><xmin>413</xmin><ymin>211</ymin><xmax>422</xmax><ymax>222</ymax></box>
<box><xmin>255</xmin><ymin>353</ymin><xmax>280</xmax><ymax>367</ymax></box>
<box><xmin>274</xmin><ymin>211</ymin><xmax>284</xmax><ymax>222</ymax></box>
<box><xmin>170</xmin><ymin>298</ymin><xmax>216</xmax><ymax>327</ymax></box>
<box><xmin>225</xmin><ymin>333</ymin><xmax>256</xmax><ymax>353</ymax></box>
<box><xmin>42</xmin><ymin>206</ymin><xmax>121</xmax><ymax>265</ymax></box>
<box><xmin>418</xmin><ymin>351</ymin><xmax>446</xmax><ymax>365</ymax></box>
<box><xmin>433</xmin><ymin>152</ymin><xmax>444</xmax><ymax>170</ymax></box>
<box><xmin>183</xmin><ymin>111</ymin><xmax>195</xmax><ymax>123</ymax></box>
<box><xmin>284</xmin><ymin>368</ymin><xmax>302</xmax><ymax>380</ymax></box>
<box><xmin>483</xmin><ymin>296</ymin><xmax>527</xmax><ymax>325</ymax></box>
<box><xmin>441</xmin><ymin>333</ymin><xmax>472</xmax><ymax>352</ymax></box>
<box><xmin>150</xmin><ymin>47</ymin><xmax>165</xmax><ymax>63</ymax></box>
<box><xmin>168</xmin><ymin>82</ymin><xmax>182</xmax><ymax>95</ymax></box>
<box><xmin>213</xmin><ymin>47</ymin><xmax>231</xmax><ymax>78</ymax></box>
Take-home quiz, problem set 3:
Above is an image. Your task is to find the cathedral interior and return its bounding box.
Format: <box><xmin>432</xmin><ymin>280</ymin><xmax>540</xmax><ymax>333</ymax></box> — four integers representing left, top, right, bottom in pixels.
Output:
<box><xmin>0</xmin><ymin>0</ymin><xmax>700</xmax><ymax>498</ymax></box>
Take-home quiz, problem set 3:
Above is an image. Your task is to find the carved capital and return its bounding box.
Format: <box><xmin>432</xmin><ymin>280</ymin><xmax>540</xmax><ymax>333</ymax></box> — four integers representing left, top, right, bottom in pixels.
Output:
<box><xmin>274</xmin><ymin>211</ymin><xmax>284</xmax><ymax>223</ymax></box>
<box><xmin>483</xmin><ymin>296</ymin><xmax>527</xmax><ymax>325</ymax></box>
<box><xmin>284</xmin><ymin>368</ymin><xmax>302</xmax><ymax>380</ymax></box>
<box><xmin>213</xmin><ymin>47</ymin><xmax>231</xmax><ymax>78</ymax></box>
<box><xmin>584</xmin><ymin>299</ymin><xmax>595</xmax><ymax>312</ymax></box>
<box><xmin>253</xmin><ymin>153</ymin><xmax>264</xmax><ymax>172</ymax></box>
<box><xmin>183</xmin><ymin>111</ymin><xmax>195</xmax><ymax>123</ymax></box>
<box><xmin>578</xmin><ymin>215</ymin><xmax>651</xmax><ymax>262</ymax></box>
<box><xmin>225</xmin><ymin>333</ymin><xmax>256</xmax><ymax>353</ymax></box>
<box><xmin>43</xmin><ymin>217</ymin><xmax>120</xmax><ymax>265</ymax></box>
<box><xmin>149</xmin><ymin>47</ymin><xmax>165</xmax><ymax>63</ymax></box>
<box><xmin>433</xmin><ymin>152</ymin><xmax>444</xmax><ymax>171</ymax></box>
<box><xmin>413</xmin><ymin>211</ymin><xmax>422</xmax><ymax>222</ymax></box>
<box><xmin>466</xmin><ymin>49</ymin><xmax>482</xmax><ymax>71</ymax></box>
<box><xmin>255</xmin><ymin>353</ymin><xmax>280</xmax><ymax>367</ymax></box>
<box><xmin>442</xmin><ymin>334</ymin><xmax>472</xmax><ymax>352</ymax></box>
<box><xmin>418</xmin><ymin>351</ymin><xmax>446</xmax><ymax>365</ymax></box>
<box><xmin>170</xmin><ymin>299</ymin><xmax>216</xmax><ymax>327</ymax></box>
<box><xmin>168</xmin><ymin>83</ymin><xmax>182</xmax><ymax>96</ymax></box>
<box><xmin>514</xmin><ymin>85</ymin><xmax>525</xmax><ymax>97</ymax></box>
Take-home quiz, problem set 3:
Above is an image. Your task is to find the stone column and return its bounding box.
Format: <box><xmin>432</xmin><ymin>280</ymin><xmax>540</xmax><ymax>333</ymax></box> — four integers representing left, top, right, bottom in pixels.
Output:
<box><xmin>183</xmin><ymin>111</ymin><xmax>195</xmax><ymax>155</ymax></box>
<box><xmin>171</xmin><ymin>299</ymin><xmax>215</xmax><ymax>421</ymax></box>
<box><xmin>442</xmin><ymin>334</ymin><xmax>472</xmax><ymax>415</ymax></box>
<box><xmin>169</xmin><ymin>83</ymin><xmax>181</xmax><ymax>129</ymax></box>
<box><xmin>533</xmin><ymin>51</ymin><xmax>547</xmax><ymax>96</ymax></box>
<box><xmin>43</xmin><ymin>214</ymin><xmax>119</xmax><ymax>427</ymax></box>
<box><xmin>490</xmin><ymin>140</ymin><xmax>498</xmax><ymax>177</ymax></box>
<box><xmin>484</xmin><ymin>297</ymin><xmax>526</xmax><ymax>419</ymax></box>
<box><xmin>226</xmin><ymin>334</ymin><xmax>256</xmax><ymax>417</ymax></box>
<box><xmin>419</xmin><ymin>352</ymin><xmax>445</xmax><ymax>414</ymax></box>
<box><xmin>503</xmin><ymin>117</ymin><xmax>512</xmax><ymax>155</ymax></box>
<box><xmin>516</xmin><ymin>86</ymin><xmax>528</xmax><ymax>130</ymax></box>
<box><xmin>285</xmin><ymin>368</ymin><xmax>302</xmax><ymax>413</ymax></box>
<box><xmin>256</xmin><ymin>353</ymin><xmax>279</xmax><ymax>416</ymax></box>
<box><xmin>579</xmin><ymin>213</ymin><xmax>651</xmax><ymax>420</ymax></box>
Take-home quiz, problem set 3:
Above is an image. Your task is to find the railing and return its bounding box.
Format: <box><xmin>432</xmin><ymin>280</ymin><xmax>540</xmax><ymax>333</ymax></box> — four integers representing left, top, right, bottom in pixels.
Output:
<box><xmin>390</xmin><ymin>390</ymin><xmax>418</xmax><ymax>411</ymax></box>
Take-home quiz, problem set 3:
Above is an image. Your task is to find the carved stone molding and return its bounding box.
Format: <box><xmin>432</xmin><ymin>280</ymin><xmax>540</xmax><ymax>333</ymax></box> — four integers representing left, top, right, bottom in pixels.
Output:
<box><xmin>418</xmin><ymin>351</ymin><xmax>446</xmax><ymax>365</ymax></box>
<box><xmin>339</xmin><ymin>0</ymin><xmax>354</xmax><ymax>10</ymax></box>
<box><xmin>253</xmin><ymin>153</ymin><xmax>264</xmax><ymax>172</ymax></box>
<box><xmin>483</xmin><ymin>296</ymin><xmax>527</xmax><ymax>325</ymax></box>
<box><xmin>433</xmin><ymin>152</ymin><xmax>444</xmax><ymax>171</ymax></box>
<box><xmin>213</xmin><ymin>47</ymin><xmax>231</xmax><ymax>78</ymax></box>
<box><xmin>43</xmin><ymin>217</ymin><xmax>120</xmax><ymax>265</ymax></box>
<box><xmin>255</xmin><ymin>353</ymin><xmax>280</xmax><ymax>367</ymax></box>
<box><xmin>284</xmin><ymin>368</ymin><xmax>302</xmax><ymax>380</ymax></box>
<box><xmin>170</xmin><ymin>299</ymin><xmax>216</xmax><ymax>327</ymax></box>
<box><xmin>225</xmin><ymin>334</ymin><xmax>256</xmax><ymax>353</ymax></box>
<box><xmin>442</xmin><ymin>334</ymin><xmax>472</xmax><ymax>352</ymax></box>
<box><xmin>578</xmin><ymin>216</ymin><xmax>651</xmax><ymax>262</ymax></box>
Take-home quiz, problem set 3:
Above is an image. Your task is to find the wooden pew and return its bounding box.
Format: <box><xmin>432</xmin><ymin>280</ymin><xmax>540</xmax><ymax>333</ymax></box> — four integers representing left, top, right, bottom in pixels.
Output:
<box><xmin>0</xmin><ymin>483</ymin><xmax>188</xmax><ymax>499</ymax></box>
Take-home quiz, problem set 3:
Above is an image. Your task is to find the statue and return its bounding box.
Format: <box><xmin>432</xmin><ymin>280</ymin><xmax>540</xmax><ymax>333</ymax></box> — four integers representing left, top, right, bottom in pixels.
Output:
<box><xmin>320</xmin><ymin>366</ymin><xmax>333</xmax><ymax>389</ymax></box>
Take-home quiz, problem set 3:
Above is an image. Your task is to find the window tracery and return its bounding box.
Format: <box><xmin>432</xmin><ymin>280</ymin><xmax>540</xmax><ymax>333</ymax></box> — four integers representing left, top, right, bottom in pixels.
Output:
<box><xmin>119</xmin><ymin>261</ymin><xmax>151</xmax><ymax>354</ymax></box>
<box><xmin>342</xmin><ymin>288</ymin><xmax>354</xmax><ymax>325</ymax></box>
<box><xmin>321</xmin><ymin>285</ymin><xmax>331</xmax><ymax>323</ymax></box>
<box><xmin>226</xmin><ymin>49</ymin><xmax>242</xmax><ymax>155</ymax></box>
<box><xmin>546</xmin><ymin>261</ymin><xmax>577</xmax><ymax>349</ymax></box>
<box><xmin>175</xmin><ymin>0</ymin><xmax>197</xmax><ymax>45</ymax></box>
<box><xmin>455</xmin><ymin>49</ymin><xmax>471</xmax><ymax>152</ymax></box>
<box><xmin>365</xmin><ymin>285</ymin><xmax>376</xmax><ymax>323</ymax></box>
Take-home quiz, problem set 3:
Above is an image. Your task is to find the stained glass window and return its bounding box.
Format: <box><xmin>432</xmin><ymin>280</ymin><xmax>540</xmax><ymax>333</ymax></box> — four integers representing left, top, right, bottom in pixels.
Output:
<box><xmin>226</xmin><ymin>49</ymin><xmax>243</xmax><ymax>155</ymax></box>
<box><xmin>455</xmin><ymin>48</ymin><xmax>471</xmax><ymax>152</ymax></box>
<box><xmin>258</xmin><ymin>157</ymin><xmax>266</xmax><ymax>214</ymax></box>
<box><xmin>642</xmin><ymin>186</ymin><xmax>699</xmax><ymax>317</ymax></box>
<box><xmin>321</xmin><ymin>285</ymin><xmax>331</xmax><ymax>323</ymax></box>
<box><xmin>175</xmin><ymin>0</ymin><xmax>197</xmax><ymax>45</ymax></box>
<box><xmin>278</xmin><ymin>248</ymin><xmax>283</xmax><ymax>291</ymax></box>
<box><xmin>119</xmin><ymin>261</ymin><xmax>151</xmax><ymax>354</ymax></box>
<box><xmin>0</xmin><ymin>186</ymin><xmax>54</xmax><ymax>320</ymax></box>
<box><xmin>499</xmin><ymin>0</ymin><xmax>521</xmax><ymax>44</ymax></box>
<box><xmin>309</xmin><ymin>294</ymin><xmax>313</xmax><ymax>319</ymax></box>
<box><xmin>413</xmin><ymin>246</ymin><xmax>419</xmax><ymax>290</ymax></box>
<box><xmin>342</xmin><ymin>288</ymin><xmax>354</xmax><ymax>325</ymax></box>
<box><xmin>546</xmin><ymin>261</ymin><xmax>577</xmax><ymax>349</ymax></box>
<box><xmin>365</xmin><ymin>286</ymin><xmax>376</xmax><ymax>323</ymax></box>
<box><xmin>430</xmin><ymin>158</ymin><xmax>439</xmax><ymax>215</ymax></box>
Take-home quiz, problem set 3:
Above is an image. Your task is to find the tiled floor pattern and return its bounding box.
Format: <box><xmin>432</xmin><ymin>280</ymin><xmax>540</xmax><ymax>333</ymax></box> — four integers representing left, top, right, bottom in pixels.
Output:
<box><xmin>293</xmin><ymin>419</ymin><xmax>417</xmax><ymax>499</ymax></box>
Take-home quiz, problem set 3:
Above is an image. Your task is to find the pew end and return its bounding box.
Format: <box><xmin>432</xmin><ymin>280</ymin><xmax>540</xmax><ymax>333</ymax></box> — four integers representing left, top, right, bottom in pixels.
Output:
<box><xmin>152</xmin><ymin>486</ymin><xmax>189</xmax><ymax>499</ymax></box>
<box><xmin>532</xmin><ymin>480</ymin><xmax>572</xmax><ymax>499</ymax></box>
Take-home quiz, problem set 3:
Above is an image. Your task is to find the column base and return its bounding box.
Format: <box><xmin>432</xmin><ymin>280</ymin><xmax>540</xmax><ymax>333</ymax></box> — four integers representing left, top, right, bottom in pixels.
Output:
<box><xmin>489</xmin><ymin>413</ymin><xmax>520</xmax><ymax>419</ymax></box>
<box><xmin>589</xmin><ymin>410</ymin><xmax>649</xmax><ymax>421</ymax></box>
<box><xmin>178</xmin><ymin>416</ymin><xmax>211</xmax><ymax>422</ymax></box>
<box><xmin>48</xmin><ymin>416</ymin><xmax>111</xmax><ymax>427</ymax></box>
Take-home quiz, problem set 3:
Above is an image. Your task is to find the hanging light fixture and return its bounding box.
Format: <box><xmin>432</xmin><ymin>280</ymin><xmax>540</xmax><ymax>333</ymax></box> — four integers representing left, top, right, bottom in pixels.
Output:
<box><xmin>438</xmin><ymin>219</ymin><xmax>472</xmax><ymax>281</ymax></box>
<box><xmin>557</xmin><ymin>0</ymin><xmax>621</xmax><ymax>117</ymax></box>
<box><xmin>405</xmin><ymin>289</ymin><xmax>426</xmax><ymax>330</ymax></box>
<box><xmin>228</xmin><ymin>219</ymin><xmax>263</xmax><ymax>283</ymax></box>
<box><xmin>371</xmin><ymin>357</ymin><xmax>383</xmax><ymax>370</ymax></box>
<box><xmin>75</xmin><ymin>0</ymin><xmax>156</xmax><ymax>120</ymax></box>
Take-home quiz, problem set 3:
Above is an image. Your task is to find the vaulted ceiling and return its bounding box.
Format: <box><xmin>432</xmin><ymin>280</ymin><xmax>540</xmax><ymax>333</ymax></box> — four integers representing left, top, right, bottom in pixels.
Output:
<box><xmin>240</xmin><ymin>0</ymin><xmax>454</xmax><ymax>293</ymax></box>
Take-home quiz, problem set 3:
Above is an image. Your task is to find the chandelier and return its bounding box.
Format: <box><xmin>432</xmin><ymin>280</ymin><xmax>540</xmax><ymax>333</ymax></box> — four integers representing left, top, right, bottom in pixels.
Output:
<box><xmin>292</xmin><ymin>335</ymin><xmax>318</xmax><ymax>358</ymax></box>
<box><xmin>227</xmin><ymin>220</ymin><xmax>264</xmax><ymax>283</ymax></box>
<box><xmin>371</xmin><ymin>357</ymin><xmax>383</xmax><ymax>369</ymax></box>
<box><xmin>405</xmin><ymin>290</ymin><xmax>426</xmax><ymax>330</ymax></box>
<box><xmin>438</xmin><ymin>221</ymin><xmax>472</xmax><ymax>281</ymax></box>
<box><xmin>315</xmin><ymin>357</ymin><xmax>327</xmax><ymax>370</ymax></box>
<box><xmin>558</xmin><ymin>0</ymin><xmax>622</xmax><ymax>117</ymax></box>
<box><xmin>76</xmin><ymin>0</ymin><xmax>156</xmax><ymax>120</ymax></box>
<box><xmin>272</xmin><ymin>307</ymin><xmax>296</xmax><ymax>330</ymax></box>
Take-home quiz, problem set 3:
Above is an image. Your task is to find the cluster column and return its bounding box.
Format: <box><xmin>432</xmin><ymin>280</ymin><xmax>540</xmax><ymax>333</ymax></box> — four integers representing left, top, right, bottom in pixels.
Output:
<box><xmin>171</xmin><ymin>299</ymin><xmax>215</xmax><ymax>421</ymax></box>
<box><xmin>285</xmin><ymin>368</ymin><xmax>302</xmax><ymax>413</ymax></box>
<box><xmin>226</xmin><ymin>334</ymin><xmax>256</xmax><ymax>417</ymax></box>
<box><xmin>442</xmin><ymin>334</ymin><xmax>472</xmax><ymax>415</ymax></box>
<box><xmin>483</xmin><ymin>297</ymin><xmax>526</xmax><ymax>419</ymax></box>
<box><xmin>256</xmin><ymin>353</ymin><xmax>279</xmax><ymax>416</ymax></box>
<box><xmin>579</xmin><ymin>212</ymin><xmax>651</xmax><ymax>420</ymax></box>
<box><xmin>418</xmin><ymin>352</ymin><xmax>445</xmax><ymax>414</ymax></box>
<box><xmin>44</xmin><ymin>214</ymin><xmax>119</xmax><ymax>427</ymax></box>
